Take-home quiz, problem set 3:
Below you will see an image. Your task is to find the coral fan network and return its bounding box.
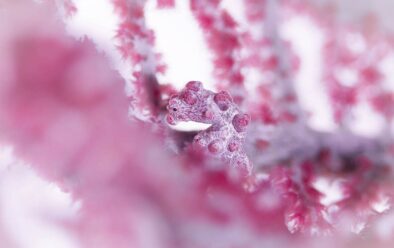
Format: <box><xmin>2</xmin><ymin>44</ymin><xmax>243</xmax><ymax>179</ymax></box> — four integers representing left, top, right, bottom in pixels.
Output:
<box><xmin>0</xmin><ymin>0</ymin><xmax>394</xmax><ymax>247</ymax></box>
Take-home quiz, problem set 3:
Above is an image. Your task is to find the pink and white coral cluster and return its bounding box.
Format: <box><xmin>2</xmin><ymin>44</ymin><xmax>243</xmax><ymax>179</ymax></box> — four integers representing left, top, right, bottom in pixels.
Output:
<box><xmin>1</xmin><ymin>0</ymin><xmax>394</xmax><ymax>248</ymax></box>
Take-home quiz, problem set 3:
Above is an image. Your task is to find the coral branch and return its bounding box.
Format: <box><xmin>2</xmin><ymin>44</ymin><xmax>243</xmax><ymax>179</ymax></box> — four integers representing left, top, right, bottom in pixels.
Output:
<box><xmin>190</xmin><ymin>0</ymin><xmax>246</xmax><ymax>103</ymax></box>
<box><xmin>112</xmin><ymin>0</ymin><xmax>166</xmax><ymax>118</ymax></box>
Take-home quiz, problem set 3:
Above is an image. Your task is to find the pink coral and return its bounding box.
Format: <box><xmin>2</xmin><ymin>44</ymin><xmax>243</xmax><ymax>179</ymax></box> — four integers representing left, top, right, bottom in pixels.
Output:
<box><xmin>1</xmin><ymin>0</ymin><xmax>394</xmax><ymax>247</ymax></box>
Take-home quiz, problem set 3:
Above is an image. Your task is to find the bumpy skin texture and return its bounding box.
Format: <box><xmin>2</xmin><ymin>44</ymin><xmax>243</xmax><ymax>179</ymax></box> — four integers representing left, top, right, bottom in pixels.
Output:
<box><xmin>166</xmin><ymin>81</ymin><xmax>251</xmax><ymax>176</ymax></box>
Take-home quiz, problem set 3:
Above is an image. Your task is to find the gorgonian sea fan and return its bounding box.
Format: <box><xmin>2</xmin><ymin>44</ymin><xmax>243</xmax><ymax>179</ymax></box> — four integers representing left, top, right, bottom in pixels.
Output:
<box><xmin>0</xmin><ymin>0</ymin><xmax>394</xmax><ymax>247</ymax></box>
